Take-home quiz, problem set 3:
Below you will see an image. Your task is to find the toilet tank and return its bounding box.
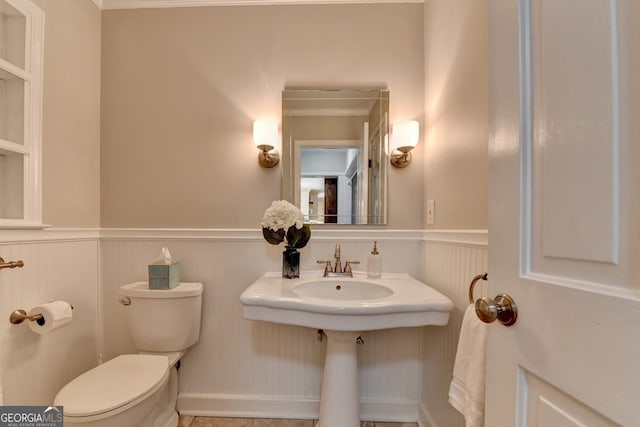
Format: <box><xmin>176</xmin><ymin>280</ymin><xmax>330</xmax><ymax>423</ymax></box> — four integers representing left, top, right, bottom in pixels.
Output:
<box><xmin>120</xmin><ymin>282</ymin><xmax>203</xmax><ymax>352</ymax></box>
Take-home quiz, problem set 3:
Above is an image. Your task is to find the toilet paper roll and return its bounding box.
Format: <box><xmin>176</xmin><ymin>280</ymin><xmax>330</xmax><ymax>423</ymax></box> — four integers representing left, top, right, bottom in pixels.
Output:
<box><xmin>28</xmin><ymin>301</ymin><xmax>73</xmax><ymax>335</ymax></box>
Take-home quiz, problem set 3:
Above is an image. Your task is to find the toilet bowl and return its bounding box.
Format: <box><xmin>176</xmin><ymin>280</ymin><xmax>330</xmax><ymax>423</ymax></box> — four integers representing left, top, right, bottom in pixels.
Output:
<box><xmin>55</xmin><ymin>282</ymin><xmax>203</xmax><ymax>427</ymax></box>
<box><xmin>54</xmin><ymin>354</ymin><xmax>170</xmax><ymax>427</ymax></box>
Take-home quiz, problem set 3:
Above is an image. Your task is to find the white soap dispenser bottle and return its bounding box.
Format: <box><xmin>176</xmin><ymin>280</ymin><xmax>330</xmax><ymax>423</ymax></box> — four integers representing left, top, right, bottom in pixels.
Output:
<box><xmin>367</xmin><ymin>241</ymin><xmax>382</xmax><ymax>278</ymax></box>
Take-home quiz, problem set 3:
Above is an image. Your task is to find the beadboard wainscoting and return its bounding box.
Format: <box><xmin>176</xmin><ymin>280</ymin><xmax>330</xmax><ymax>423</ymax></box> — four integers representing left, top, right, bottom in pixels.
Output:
<box><xmin>0</xmin><ymin>230</ymin><xmax>100</xmax><ymax>405</ymax></box>
<box><xmin>100</xmin><ymin>229</ymin><xmax>425</xmax><ymax>422</ymax></box>
<box><xmin>0</xmin><ymin>227</ymin><xmax>487</xmax><ymax>424</ymax></box>
<box><xmin>418</xmin><ymin>232</ymin><xmax>488</xmax><ymax>427</ymax></box>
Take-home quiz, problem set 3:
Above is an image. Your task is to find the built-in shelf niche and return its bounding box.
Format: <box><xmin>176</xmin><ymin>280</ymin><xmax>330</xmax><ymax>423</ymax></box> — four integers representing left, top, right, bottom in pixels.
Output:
<box><xmin>0</xmin><ymin>0</ymin><xmax>43</xmax><ymax>227</ymax></box>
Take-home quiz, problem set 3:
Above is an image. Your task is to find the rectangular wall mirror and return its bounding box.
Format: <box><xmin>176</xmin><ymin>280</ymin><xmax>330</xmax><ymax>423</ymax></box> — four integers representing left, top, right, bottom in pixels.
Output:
<box><xmin>282</xmin><ymin>89</ymin><xmax>389</xmax><ymax>225</ymax></box>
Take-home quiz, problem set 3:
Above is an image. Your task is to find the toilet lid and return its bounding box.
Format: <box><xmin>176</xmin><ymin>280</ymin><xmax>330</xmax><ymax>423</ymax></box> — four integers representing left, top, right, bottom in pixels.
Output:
<box><xmin>54</xmin><ymin>354</ymin><xmax>169</xmax><ymax>417</ymax></box>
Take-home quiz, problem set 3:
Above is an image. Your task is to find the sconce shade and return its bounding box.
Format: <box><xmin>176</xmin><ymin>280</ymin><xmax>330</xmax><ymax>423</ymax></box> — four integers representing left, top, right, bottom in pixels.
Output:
<box><xmin>390</xmin><ymin>120</ymin><xmax>419</xmax><ymax>168</ymax></box>
<box><xmin>391</xmin><ymin>120</ymin><xmax>419</xmax><ymax>152</ymax></box>
<box><xmin>253</xmin><ymin>120</ymin><xmax>280</xmax><ymax>168</ymax></box>
<box><xmin>253</xmin><ymin>120</ymin><xmax>279</xmax><ymax>150</ymax></box>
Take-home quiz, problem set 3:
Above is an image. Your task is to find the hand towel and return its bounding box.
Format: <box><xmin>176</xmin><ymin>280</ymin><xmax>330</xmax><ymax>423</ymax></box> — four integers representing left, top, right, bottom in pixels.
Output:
<box><xmin>449</xmin><ymin>303</ymin><xmax>488</xmax><ymax>427</ymax></box>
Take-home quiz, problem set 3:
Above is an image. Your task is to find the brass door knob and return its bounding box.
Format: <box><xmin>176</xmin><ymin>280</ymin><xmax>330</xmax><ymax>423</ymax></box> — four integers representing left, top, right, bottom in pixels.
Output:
<box><xmin>475</xmin><ymin>294</ymin><xmax>517</xmax><ymax>326</ymax></box>
<box><xmin>468</xmin><ymin>273</ymin><xmax>518</xmax><ymax>326</ymax></box>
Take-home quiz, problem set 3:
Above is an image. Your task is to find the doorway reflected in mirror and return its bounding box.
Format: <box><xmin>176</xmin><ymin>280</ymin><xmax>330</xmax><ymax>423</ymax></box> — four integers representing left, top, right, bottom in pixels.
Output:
<box><xmin>282</xmin><ymin>89</ymin><xmax>389</xmax><ymax>225</ymax></box>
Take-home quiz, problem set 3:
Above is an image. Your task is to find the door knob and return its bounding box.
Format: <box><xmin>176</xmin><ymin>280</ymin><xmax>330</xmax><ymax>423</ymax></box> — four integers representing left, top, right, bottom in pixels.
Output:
<box><xmin>475</xmin><ymin>294</ymin><xmax>517</xmax><ymax>326</ymax></box>
<box><xmin>468</xmin><ymin>273</ymin><xmax>518</xmax><ymax>326</ymax></box>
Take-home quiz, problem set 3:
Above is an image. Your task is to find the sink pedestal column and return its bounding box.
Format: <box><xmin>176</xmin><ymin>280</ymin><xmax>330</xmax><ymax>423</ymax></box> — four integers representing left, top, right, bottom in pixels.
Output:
<box><xmin>317</xmin><ymin>330</ymin><xmax>361</xmax><ymax>427</ymax></box>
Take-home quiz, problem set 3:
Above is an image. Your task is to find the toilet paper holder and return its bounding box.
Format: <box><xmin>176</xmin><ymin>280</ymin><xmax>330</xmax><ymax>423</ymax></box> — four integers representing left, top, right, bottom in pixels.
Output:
<box><xmin>0</xmin><ymin>257</ymin><xmax>24</xmax><ymax>270</ymax></box>
<box><xmin>9</xmin><ymin>305</ymin><xmax>74</xmax><ymax>325</ymax></box>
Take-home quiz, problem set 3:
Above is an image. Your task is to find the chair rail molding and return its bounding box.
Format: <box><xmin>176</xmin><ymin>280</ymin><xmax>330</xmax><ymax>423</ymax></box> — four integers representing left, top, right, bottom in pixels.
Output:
<box><xmin>0</xmin><ymin>228</ymin><xmax>487</xmax><ymax>245</ymax></box>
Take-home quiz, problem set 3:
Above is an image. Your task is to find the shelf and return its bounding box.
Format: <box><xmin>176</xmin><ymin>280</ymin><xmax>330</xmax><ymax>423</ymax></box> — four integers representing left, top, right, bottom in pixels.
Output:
<box><xmin>0</xmin><ymin>138</ymin><xmax>29</xmax><ymax>155</ymax></box>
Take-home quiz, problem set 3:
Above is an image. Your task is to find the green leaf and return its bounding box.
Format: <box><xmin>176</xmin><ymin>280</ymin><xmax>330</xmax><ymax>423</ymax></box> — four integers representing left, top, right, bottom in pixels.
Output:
<box><xmin>262</xmin><ymin>227</ymin><xmax>285</xmax><ymax>245</ymax></box>
<box><xmin>286</xmin><ymin>224</ymin><xmax>311</xmax><ymax>249</ymax></box>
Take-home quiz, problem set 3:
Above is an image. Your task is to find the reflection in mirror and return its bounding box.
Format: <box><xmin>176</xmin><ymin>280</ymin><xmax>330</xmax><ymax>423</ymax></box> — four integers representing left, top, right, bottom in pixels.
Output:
<box><xmin>282</xmin><ymin>89</ymin><xmax>389</xmax><ymax>225</ymax></box>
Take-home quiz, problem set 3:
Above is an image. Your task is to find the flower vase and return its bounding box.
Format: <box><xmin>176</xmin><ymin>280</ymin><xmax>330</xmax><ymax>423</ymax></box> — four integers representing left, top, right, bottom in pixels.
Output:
<box><xmin>282</xmin><ymin>246</ymin><xmax>300</xmax><ymax>279</ymax></box>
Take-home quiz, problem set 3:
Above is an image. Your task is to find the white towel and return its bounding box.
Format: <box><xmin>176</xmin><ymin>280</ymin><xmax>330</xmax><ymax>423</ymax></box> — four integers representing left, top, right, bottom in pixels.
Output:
<box><xmin>449</xmin><ymin>304</ymin><xmax>488</xmax><ymax>427</ymax></box>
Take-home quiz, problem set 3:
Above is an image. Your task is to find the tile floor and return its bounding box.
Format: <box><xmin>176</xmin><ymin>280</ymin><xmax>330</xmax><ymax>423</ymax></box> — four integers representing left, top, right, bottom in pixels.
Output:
<box><xmin>179</xmin><ymin>417</ymin><xmax>417</xmax><ymax>427</ymax></box>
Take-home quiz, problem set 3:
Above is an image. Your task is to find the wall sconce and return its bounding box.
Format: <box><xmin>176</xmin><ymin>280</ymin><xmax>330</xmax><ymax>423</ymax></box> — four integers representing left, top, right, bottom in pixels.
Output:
<box><xmin>390</xmin><ymin>120</ymin><xmax>419</xmax><ymax>168</ymax></box>
<box><xmin>253</xmin><ymin>120</ymin><xmax>280</xmax><ymax>168</ymax></box>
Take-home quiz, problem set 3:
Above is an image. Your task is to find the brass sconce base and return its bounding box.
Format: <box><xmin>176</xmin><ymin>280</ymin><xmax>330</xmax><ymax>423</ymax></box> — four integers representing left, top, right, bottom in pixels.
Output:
<box><xmin>390</xmin><ymin>149</ymin><xmax>413</xmax><ymax>168</ymax></box>
<box><xmin>257</xmin><ymin>145</ymin><xmax>280</xmax><ymax>168</ymax></box>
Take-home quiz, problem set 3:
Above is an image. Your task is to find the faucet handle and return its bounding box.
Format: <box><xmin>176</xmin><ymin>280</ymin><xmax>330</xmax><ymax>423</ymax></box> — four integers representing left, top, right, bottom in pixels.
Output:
<box><xmin>317</xmin><ymin>260</ymin><xmax>332</xmax><ymax>276</ymax></box>
<box><xmin>344</xmin><ymin>260</ymin><xmax>360</xmax><ymax>275</ymax></box>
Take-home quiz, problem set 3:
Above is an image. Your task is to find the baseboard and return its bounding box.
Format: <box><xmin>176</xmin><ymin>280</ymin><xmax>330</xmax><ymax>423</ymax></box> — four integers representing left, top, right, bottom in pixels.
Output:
<box><xmin>177</xmin><ymin>394</ymin><xmax>319</xmax><ymax>419</ymax></box>
<box><xmin>177</xmin><ymin>393</ymin><xmax>419</xmax><ymax>422</ymax></box>
<box><xmin>417</xmin><ymin>401</ymin><xmax>438</xmax><ymax>427</ymax></box>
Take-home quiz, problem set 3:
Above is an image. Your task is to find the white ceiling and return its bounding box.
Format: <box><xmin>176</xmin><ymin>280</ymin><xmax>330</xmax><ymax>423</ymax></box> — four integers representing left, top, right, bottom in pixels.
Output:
<box><xmin>97</xmin><ymin>0</ymin><xmax>420</xmax><ymax>10</ymax></box>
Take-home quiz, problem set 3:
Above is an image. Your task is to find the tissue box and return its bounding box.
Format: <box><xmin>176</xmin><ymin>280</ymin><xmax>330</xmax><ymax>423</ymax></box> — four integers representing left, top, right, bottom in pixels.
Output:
<box><xmin>148</xmin><ymin>262</ymin><xmax>180</xmax><ymax>289</ymax></box>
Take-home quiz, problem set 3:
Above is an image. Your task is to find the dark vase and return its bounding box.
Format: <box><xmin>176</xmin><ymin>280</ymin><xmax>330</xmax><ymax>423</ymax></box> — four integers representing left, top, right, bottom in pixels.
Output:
<box><xmin>282</xmin><ymin>246</ymin><xmax>300</xmax><ymax>279</ymax></box>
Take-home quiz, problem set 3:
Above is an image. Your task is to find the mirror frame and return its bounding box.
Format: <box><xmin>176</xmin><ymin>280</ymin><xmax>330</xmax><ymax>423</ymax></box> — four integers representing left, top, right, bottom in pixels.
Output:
<box><xmin>281</xmin><ymin>88</ymin><xmax>389</xmax><ymax>225</ymax></box>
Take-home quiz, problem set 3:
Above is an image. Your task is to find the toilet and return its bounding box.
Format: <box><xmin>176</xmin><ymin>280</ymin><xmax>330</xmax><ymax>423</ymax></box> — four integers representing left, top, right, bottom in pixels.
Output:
<box><xmin>55</xmin><ymin>281</ymin><xmax>203</xmax><ymax>427</ymax></box>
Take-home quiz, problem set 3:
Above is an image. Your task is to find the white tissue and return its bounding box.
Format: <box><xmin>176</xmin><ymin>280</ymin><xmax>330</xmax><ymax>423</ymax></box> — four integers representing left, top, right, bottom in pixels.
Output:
<box><xmin>28</xmin><ymin>301</ymin><xmax>73</xmax><ymax>335</ymax></box>
<box><xmin>157</xmin><ymin>247</ymin><xmax>173</xmax><ymax>264</ymax></box>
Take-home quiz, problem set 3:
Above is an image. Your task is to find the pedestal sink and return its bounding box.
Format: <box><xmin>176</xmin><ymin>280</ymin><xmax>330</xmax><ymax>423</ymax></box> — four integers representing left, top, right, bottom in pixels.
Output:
<box><xmin>240</xmin><ymin>271</ymin><xmax>453</xmax><ymax>427</ymax></box>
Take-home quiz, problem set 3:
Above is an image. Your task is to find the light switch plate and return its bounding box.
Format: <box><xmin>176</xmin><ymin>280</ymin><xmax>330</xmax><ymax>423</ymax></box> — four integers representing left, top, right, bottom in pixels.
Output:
<box><xmin>426</xmin><ymin>200</ymin><xmax>435</xmax><ymax>225</ymax></box>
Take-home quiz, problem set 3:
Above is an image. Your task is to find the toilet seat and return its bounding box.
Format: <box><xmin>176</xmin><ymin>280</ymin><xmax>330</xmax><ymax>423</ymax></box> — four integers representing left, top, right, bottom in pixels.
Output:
<box><xmin>54</xmin><ymin>354</ymin><xmax>169</xmax><ymax>420</ymax></box>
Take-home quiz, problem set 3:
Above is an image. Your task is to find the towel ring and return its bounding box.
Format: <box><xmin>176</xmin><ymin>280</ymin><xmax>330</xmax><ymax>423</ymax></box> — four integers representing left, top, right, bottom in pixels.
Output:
<box><xmin>468</xmin><ymin>272</ymin><xmax>518</xmax><ymax>327</ymax></box>
<box><xmin>468</xmin><ymin>273</ymin><xmax>488</xmax><ymax>304</ymax></box>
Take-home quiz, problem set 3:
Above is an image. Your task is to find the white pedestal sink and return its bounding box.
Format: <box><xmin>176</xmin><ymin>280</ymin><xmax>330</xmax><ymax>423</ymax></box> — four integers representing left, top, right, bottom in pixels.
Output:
<box><xmin>240</xmin><ymin>272</ymin><xmax>453</xmax><ymax>427</ymax></box>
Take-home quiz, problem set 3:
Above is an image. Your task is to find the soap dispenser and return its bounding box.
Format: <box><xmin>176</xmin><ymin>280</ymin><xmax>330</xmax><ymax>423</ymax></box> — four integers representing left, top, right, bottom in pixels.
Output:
<box><xmin>367</xmin><ymin>241</ymin><xmax>382</xmax><ymax>278</ymax></box>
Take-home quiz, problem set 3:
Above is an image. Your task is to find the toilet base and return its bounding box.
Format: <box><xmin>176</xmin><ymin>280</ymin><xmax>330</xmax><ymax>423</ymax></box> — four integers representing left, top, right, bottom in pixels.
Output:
<box><xmin>153</xmin><ymin>363</ymin><xmax>180</xmax><ymax>427</ymax></box>
<box><xmin>60</xmin><ymin>355</ymin><xmax>182</xmax><ymax>427</ymax></box>
<box><xmin>154</xmin><ymin>410</ymin><xmax>178</xmax><ymax>427</ymax></box>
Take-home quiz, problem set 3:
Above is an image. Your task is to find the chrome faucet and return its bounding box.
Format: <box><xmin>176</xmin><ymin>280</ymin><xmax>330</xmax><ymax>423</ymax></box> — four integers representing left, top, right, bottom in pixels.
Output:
<box><xmin>317</xmin><ymin>244</ymin><xmax>359</xmax><ymax>277</ymax></box>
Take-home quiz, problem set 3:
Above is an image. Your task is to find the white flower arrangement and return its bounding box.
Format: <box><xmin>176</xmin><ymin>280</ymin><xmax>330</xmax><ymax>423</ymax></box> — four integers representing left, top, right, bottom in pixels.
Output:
<box><xmin>261</xmin><ymin>200</ymin><xmax>311</xmax><ymax>249</ymax></box>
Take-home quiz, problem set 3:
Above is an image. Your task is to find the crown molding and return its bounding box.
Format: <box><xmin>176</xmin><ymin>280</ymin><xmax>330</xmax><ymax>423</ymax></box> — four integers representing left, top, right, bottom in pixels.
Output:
<box><xmin>100</xmin><ymin>0</ymin><xmax>421</xmax><ymax>10</ymax></box>
<box><xmin>284</xmin><ymin>107</ymin><xmax>370</xmax><ymax>117</ymax></box>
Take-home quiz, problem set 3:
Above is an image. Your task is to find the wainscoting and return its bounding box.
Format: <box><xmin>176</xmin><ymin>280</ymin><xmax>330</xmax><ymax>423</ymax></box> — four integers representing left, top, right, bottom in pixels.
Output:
<box><xmin>0</xmin><ymin>230</ymin><xmax>100</xmax><ymax>405</ymax></box>
<box><xmin>100</xmin><ymin>229</ymin><xmax>425</xmax><ymax>422</ymax></box>
<box><xmin>419</xmin><ymin>232</ymin><xmax>488</xmax><ymax>427</ymax></box>
<box><xmin>0</xmin><ymin>228</ymin><xmax>486</xmax><ymax>426</ymax></box>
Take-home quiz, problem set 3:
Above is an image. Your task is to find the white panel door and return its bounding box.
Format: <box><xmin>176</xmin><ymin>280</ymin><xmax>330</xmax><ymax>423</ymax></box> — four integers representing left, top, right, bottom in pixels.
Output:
<box><xmin>486</xmin><ymin>1</ymin><xmax>639</xmax><ymax>426</ymax></box>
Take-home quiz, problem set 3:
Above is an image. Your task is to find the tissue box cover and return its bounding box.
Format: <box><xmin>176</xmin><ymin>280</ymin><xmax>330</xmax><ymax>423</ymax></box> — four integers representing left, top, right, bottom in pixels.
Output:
<box><xmin>148</xmin><ymin>262</ymin><xmax>180</xmax><ymax>289</ymax></box>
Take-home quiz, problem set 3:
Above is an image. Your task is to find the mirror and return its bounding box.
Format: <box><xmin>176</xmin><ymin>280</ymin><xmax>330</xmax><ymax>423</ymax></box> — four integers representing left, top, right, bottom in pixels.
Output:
<box><xmin>282</xmin><ymin>89</ymin><xmax>389</xmax><ymax>225</ymax></box>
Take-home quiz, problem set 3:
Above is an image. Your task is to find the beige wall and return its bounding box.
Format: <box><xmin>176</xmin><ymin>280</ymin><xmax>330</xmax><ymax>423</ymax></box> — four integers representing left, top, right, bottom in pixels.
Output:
<box><xmin>101</xmin><ymin>4</ymin><xmax>425</xmax><ymax>228</ymax></box>
<box><xmin>423</xmin><ymin>0</ymin><xmax>488</xmax><ymax>229</ymax></box>
<box><xmin>34</xmin><ymin>0</ymin><xmax>102</xmax><ymax>227</ymax></box>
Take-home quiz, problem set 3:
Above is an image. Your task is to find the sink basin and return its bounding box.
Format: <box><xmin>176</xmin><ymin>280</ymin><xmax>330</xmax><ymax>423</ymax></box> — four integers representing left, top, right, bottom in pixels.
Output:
<box><xmin>240</xmin><ymin>271</ymin><xmax>453</xmax><ymax>427</ymax></box>
<box><xmin>292</xmin><ymin>280</ymin><xmax>393</xmax><ymax>301</ymax></box>
<box><xmin>240</xmin><ymin>271</ymin><xmax>453</xmax><ymax>332</ymax></box>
